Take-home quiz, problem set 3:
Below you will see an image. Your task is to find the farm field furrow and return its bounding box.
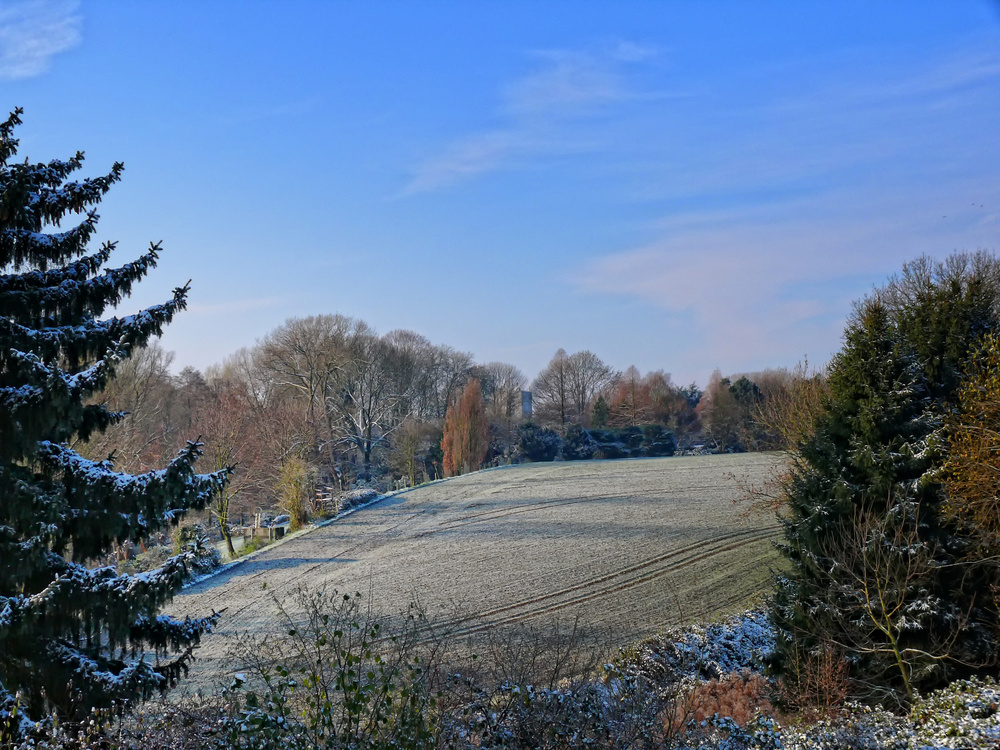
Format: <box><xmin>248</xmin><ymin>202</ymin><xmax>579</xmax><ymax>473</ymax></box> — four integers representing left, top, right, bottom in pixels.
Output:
<box><xmin>169</xmin><ymin>453</ymin><xmax>784</xmax><ymax>689</ymax></box>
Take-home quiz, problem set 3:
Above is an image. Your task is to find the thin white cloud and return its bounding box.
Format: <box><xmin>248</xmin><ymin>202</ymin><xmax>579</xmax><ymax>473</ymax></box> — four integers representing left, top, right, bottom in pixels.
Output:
<box><xmin>855</xmin><ymin>48</ymin><xmax>1000</xmax><ymax>103</ymax></box>
<box><xmin>504</xmin><ymin>49</ymin><xmax>628</xmax><ymax>117</ymax></box>
<box><xmin>0</xmin><ymin>0</ymin><xmax>81</xmax><ymax>81</ymax></box>
<box><xmin>402</xmin><ymin>41</ymin><xmax>656</xmax><ymax>195</ymax></box>
<box><xmin>402</xmin><ymin>131</ymin><xmax>528</xmax><ymax>195</ymax></box>
<box><xmin>609</xmin><ymin>40</ymin><xmax>658</xmax><ymax>64</ymax></box>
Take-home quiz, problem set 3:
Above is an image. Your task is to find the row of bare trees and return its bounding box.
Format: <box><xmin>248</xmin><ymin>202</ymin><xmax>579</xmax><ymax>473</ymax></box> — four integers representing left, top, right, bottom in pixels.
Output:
<box><xmin>82</xmin><ymin>314</ymin><xmax>829</xmax><ymax>553</ymax></box>
<box><xmin>80</xmin><ymin>316</ymin><xmax>532</xmax><ymax>551</ymax></box>
<box><xmin>528</xmin><ymin>348</ymin><xmax>828</xmax><ymax>454</ymax></box>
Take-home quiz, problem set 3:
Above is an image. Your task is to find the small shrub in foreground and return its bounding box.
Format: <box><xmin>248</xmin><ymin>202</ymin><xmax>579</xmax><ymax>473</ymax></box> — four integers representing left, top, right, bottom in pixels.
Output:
<box><xmin>221</xmin><ymin>587</ymin><xmax>438</xmax><ymax>749</ymax></box>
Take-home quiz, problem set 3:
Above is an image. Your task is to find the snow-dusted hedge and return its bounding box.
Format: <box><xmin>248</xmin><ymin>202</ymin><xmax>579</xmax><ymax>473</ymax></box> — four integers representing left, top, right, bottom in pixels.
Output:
<box><xmin>622</xmin><ymin>610</ymin><xmax>775</xmax><ymax>686</ymax></box>
<box><xmin>338</xmin><ymin>488</ymin><xmax>380</xmax><ymax>512</ymax></box>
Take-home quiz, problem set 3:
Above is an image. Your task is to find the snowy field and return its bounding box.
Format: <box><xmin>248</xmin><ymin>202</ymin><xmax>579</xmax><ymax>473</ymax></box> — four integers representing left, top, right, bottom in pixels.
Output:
<box><xmin>169</xmin><ymin>453</ymin><xmax>783</xmax><ymax>689</ymax></box>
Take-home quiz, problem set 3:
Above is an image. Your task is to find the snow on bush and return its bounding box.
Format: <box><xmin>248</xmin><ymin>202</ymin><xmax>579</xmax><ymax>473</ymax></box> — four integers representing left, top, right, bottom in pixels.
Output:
<box><xmin>623</xmin><ymin>609</ymin><xmax>775</xmax><ymax>685</ymax></box>
<box><xmin>619</xmin><ymin>612</ymin><xmax>1000</xmax><ymax>749</ymax></box>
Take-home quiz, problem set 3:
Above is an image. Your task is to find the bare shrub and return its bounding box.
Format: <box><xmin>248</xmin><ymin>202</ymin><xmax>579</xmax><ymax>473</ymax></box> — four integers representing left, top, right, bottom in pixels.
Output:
<box><xmin>437</xmin><ymin>618</ymin><xmax>670</xmax><ymax>748</ymax></box>
<box><xmin>777</xmin><ymin>643</ymin><xmax>852</xmax><ymax>722</ymax></box>
<box><xmin>221</xmin><ymin>586</ymin><xmax>439</xmax><ymax>749</ymax></box>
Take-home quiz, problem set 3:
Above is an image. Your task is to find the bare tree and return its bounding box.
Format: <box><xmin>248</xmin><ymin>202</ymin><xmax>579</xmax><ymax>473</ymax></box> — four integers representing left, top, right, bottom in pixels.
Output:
<box><xmin>257</xmin><ymin>314</ymin><xmax>352</xmax><ymax>465</ymax></box>
<box><xmin>532</xmin><ymin>349</ymin><xmax>617</xmax><ymax>433</ymax></box>
<box><xmin>565</xmin><ymin>350</ymin><xmax>616</xmax><ymax>427</ymax></box>
<box><xmin>80</xmin><ymin>340</ymin><xmax>176</xmax><ymax>471</ymax></box>
<box><xmin>382</xmin><ymin>330</ymin><xmax>473</xmax><ymax>419</ymax></box>
<box><xmin>750</xmin><ymin>360</ymin><xmax>828</xmax><ymax>452</ymax></box>
<box><xmin>191</xmin><ymin>377</ymin><xmax>272</xmax><ymax>557</ymax></box>
<box><xmin>475</xmin><ymin>361</ymin><xmax>527</xmax><ymax>462</ymax></box>
<box><xmin>531</xmin><ymin>349</ymin><xmax>572</xmax><ymax>435</ymax></box>
<box><xmin>326</xmin><ymin>323</ymin><xmax>402</xmax><ymax>476</ymax></box>
<box><xmin>426</xmin><ymin>343</ymin><xmax>474</xmax><ymax>419</ymax></box>
<box><xmin>381</xmin><ymin>328</ymin><xmax>428</xmax><ymax>419</ymax></box>
<box><xmin>389</xmin><ymin>416</ymin><xmax>436</xmax><ymax>487</ymax></box>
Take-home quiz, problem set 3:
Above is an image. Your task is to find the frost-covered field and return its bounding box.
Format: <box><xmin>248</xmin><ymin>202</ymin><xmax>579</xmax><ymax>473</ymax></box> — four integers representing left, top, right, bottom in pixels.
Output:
<box><xmin>170</xmin><ymin>453</ymin><xmax>783</xmax><ymax>688</ymax></box>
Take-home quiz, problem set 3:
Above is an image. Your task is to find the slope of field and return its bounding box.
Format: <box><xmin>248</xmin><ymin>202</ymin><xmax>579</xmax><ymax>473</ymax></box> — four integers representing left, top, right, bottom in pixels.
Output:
<box><xmin>169</xmin><ymin>453</ymin><xmax>783</xmax><ymax>688</ymax></box>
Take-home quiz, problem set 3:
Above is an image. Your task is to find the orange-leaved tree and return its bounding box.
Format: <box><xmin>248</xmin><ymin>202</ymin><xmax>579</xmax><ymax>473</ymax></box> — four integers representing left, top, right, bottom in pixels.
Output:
<box><xmin>942</xmin><ymin>332</ymin><xmax>1000</xmax><ymax>552</ymax></box>
<box><xmin>442</xmin><ymin>378</ymin><xmax>489</xmax><ymax>476</ymax></box>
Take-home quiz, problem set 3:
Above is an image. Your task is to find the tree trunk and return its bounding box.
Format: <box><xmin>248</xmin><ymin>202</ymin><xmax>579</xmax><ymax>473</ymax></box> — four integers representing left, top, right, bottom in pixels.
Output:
<box><xmin>363</xmin><ymin>428</ymin><xmax>373</xmax><ymax>475</ymax></box>
<box><xmin>216</xmin><ymin>489</ymin><xmax>236</xmax><ymax>558</ymax></box>
<box><xmin>220</xmin><ymin>517</ymin><xmax>236</xmax><ymax>558</ymax></box>
<box><xmin>224</xmin><ymin>526</ymin><xmax>236</xmax><ymax>559</ymax></box>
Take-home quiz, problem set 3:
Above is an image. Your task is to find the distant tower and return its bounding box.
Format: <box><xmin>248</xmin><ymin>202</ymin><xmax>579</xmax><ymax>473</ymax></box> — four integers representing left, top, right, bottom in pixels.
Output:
<box><xmin>521</xmin><ymin>390</ymin><xmax>532</xmax><ymax>419</ymax></box>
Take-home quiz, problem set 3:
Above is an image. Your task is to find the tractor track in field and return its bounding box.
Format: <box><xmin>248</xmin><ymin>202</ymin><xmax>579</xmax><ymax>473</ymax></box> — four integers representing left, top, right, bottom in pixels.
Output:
<box><xmin>435</xmin><ymin>526</ymin><xmax>779</xmax><ymax>639</ymax></box>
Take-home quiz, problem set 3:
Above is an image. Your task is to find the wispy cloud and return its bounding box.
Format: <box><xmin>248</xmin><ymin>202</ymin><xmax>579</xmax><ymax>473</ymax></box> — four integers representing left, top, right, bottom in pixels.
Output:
<box><xmin>504</xmin><ymin>49</ymin><xmax>630</xmax><ymax>117</ymax></box>
<box><xmin>403</xmin><ymin>41</ymin><xmax>657</xmax><ymax>194</ymax></box>
<box><xmin>572</xmin><ymin>158</ymin><xmax>1000</xmax><ymax>375</ymax></box>
<box><xmin>0</xmin><ymin>0</ymin><xmax>81</xmax><ymax>81</ymax></box>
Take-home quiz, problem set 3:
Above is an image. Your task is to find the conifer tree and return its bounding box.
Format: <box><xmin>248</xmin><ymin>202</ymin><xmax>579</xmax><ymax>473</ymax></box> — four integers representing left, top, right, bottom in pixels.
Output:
<box><xmin>591</xmin><ymin>395</ymin><xmax>609</xmax><ymax>428</ymax></box>
<box><xmin>0</xmin><ymin>109</ymin><xmax>228</xmax><ymax>736</ymax></box>
<box><xmin>772</xmin><ymin>255</ymin><xmax>1000</xmax><ymax>704</ymax></box>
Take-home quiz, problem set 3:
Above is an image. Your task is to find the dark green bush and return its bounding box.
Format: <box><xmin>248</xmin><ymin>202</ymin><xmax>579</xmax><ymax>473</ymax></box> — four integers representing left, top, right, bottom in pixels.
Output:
<box><xmin>562</xmin><ymin>424</ymin><xmax>596</xmax><ymax>461</ymax></box>
<box><xmin>518</xmin><ymin>423</ymin><xmax>561</xmax><ymax>462</ymax></box>
<box><xmin>594</xmin><ymin>443</ymin><xmax>627</xmax><ymax>460</ymax></box>
<box><xmin>587</xmin><ymin>429</ymin><xmax>616</xmax><ymax>443</ymax></box>
<box><xmin>644</xmin><ymin>425</ymin><xmax>677</xmax><ymax>457</ymax></box>
<box><xmin>621</xmin><ymin>426</ymin><xmax>645</xmax><ymax>456</ymax></box>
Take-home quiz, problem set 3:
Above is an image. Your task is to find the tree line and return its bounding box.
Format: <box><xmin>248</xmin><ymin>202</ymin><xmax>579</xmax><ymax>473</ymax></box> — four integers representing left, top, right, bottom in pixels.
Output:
<box><xmin>80</xmin><ymin>313</ymin><xmax>827</xmax><ymax>555</ymax></box>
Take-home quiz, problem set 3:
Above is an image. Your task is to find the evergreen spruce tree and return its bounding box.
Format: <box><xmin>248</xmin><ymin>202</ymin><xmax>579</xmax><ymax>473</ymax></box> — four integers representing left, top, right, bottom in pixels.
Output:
<box><xmin>0</xmin><ymin>110</ymin><xmax>228</xmax><ymax>737</ymax></box>
<box><xmin>591</xmin><ymin>395</ymin><xmax>609</xmax><ymax>428</ymax></box>
<box><xmin>772</xmin><ymin>255</ymin><xmax>1000</xmax><ymax>705</ymax></box>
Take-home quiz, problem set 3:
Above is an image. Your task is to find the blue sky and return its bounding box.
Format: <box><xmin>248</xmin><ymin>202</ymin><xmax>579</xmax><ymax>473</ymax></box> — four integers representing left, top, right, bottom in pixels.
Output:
<box><xmin>3</xmin><ymin>1</ymin><xmax>999</xmax><ymax>386</ymax></box>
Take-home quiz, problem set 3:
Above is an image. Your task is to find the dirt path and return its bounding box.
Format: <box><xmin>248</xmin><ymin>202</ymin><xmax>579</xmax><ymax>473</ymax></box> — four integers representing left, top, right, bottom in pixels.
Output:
<box><xmin>169</xmin><ymin>453</ymin><xmax>783</xmax><ymax>689</ymax></box>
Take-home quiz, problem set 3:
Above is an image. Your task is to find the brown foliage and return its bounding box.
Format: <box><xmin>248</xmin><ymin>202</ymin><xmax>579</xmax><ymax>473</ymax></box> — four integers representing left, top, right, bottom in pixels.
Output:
<box><xmin>390</xmin><ymin>416</ymin><xmax>434</xmax><ymax>487</ymax></box>
<box><xmin>669</xmin><ymin>671</ymin><xmax>777</xmax><ymax>732</ymax></box>
<box><xmin>190</xmin><ymin>378</ymin><xmax>274</xmax><ymax>555</ymax></box>
<box><xmin>736</xmin><ymin>360</ymin><xmax>828</xmax><ymax>516</ymax></box>
<box><xmin>276</xmin><ymin>456</ymin><xmax>315</xmax><ymax>529</ymax></box>
<box><xmin>697</xmin><ymin>370</ymin><xmax>746</xmax><ymax>452</ymax></box>
<box><xmin>78</xmin><ymin>342</ymin><xmax>177</xmax><ymax>472</ymax></box>
<box><xmin>608</xmin><ymin>365</ymin><xmax>653</xmax><ymax>427</ymax></box>
<box><xmin>750</xmin><ymin>359</ymin><xmax>827</xmax><ymax>452</ymax></box>
<box><xmin>441</xmin><ymin>378</ymin><xmax>489</xmax><ymax>477</ymax></box>
<box><xmin>942</xmin><ymin>332</ymin><xmax>1000</xmax><ymax>552</ymax></box>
